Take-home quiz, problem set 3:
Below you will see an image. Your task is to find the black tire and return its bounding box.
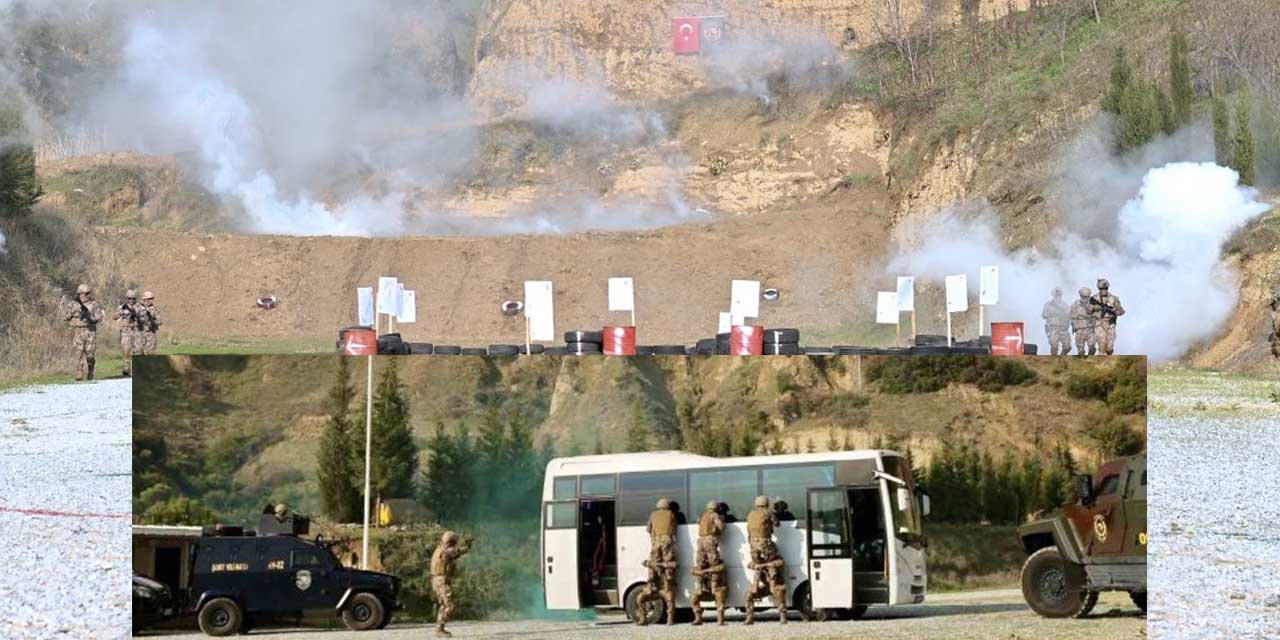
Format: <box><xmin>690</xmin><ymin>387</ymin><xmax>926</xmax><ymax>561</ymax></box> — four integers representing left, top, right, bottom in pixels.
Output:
<box><xmin>909</xmin><ymin>346</ymin><xmax>951</xmax><ymax>355</ymax></box>
<box><xmin>407</xmin><ymin>342</ymin><xmax>434</xmax><ymax>355</ymax></box>
<box><xmin>651</xmin><ymin>345</ymin><xmax>686</xmax><ymax>356</ymax></box>
<box><xmin>1023</xmin><ymin>343</ymin><xmax>1039</xmax><ymax>355</ymax></box>
<box><xmin>487</xmin><ymin>344</ymin><xmax>520</xmax><ymax>356</ymax></box>
<box><xmin>875</xmin><ymin>347</ymin><xmax>912</xmax><ymax>355</ymax></box>
<box><xmin>460</xmin><ymin>347</ymin><xmax>488</xmax><ymax>356</ymax></box>
<box><xmin>341</xmin><ymin>592</ymin><xmax>386</xmax><ymax>631</ymax></box>
<box><xmin>377</xmin><ymin>334</ymin><xmax>408</xmax><ymax>355</ymax></box>
<box><xmin>834</xmin><ymin>346</ymin><xmax>878</xmax><ymax>355</ymax></box>
<box><xmin>565</xmin><ymin>341</ymin><xmax>602</xmax><ymax>355</ymax></box>
<box><xmin>624</xmin><ymin>587</ymin><xmax>663</xmax><ymax>625</ymax></box>
<box><xmin>1020</xmin><ymin>547</ymin><xmax>1091</xmax><ymax>618</ymax></box>
<box><xmin>518</xmin><ymin>344</ymin><xmax>546</xmax><ymax>354</ymax></box>
<box><xmin>914</xmin><ymin>333</ymin><xmax>948</xmax><ymax>346</ymax></box>
<box><xmin>433</xmin><ymin>345</ymin><xmax>462</xmax><ymax>355</ymax></box>
<box><xmin>794</xmin><ymin>583</ymin><xmax>829</xmax><ymax>622</ymax></box>
<box><xmin>634</xmin><ymin>346</ymin><xmax>654</xmax><ymax>355</ymax></box>
<box><xmin>763</xmin><ymin>328</ymin><xmax>800</xmax><ymax>344</ymax></box>
<box><xmin>1130</xmin><ymin>591</ymin><xmax>1147</xmax><ymax>613</ymax></box>
<box><xmin>696</xmin><ymin>338</ymin><xmax>718</xmax><ymax>352</ymax></box>
<box><xmin>564</xmin><ymin>330</ymin><xmax>603</xmax><ymax>344</ymax></box>
<box><xmin>544</xmin><ymin>346</ymin><xmax>570</xmax><ymax>356</ymax></box>
<box><xmin>197</xmin><ymin>598</ymin><xmax>243</xmax><ymax>637</ymax></box>
<box><xmin>763</xmin><ymin>343</ymin><xmax>802</xmax><ymax>356</ymax></box>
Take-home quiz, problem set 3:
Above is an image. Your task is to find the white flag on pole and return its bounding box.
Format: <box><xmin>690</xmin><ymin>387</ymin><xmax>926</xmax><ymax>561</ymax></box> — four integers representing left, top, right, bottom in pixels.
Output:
<box><xmin>896</xmin><ymin>276</ymin><xmax>915</xmax><ymax>311</ymax></box>
<box><xmin>608</xmin><ymin>277</ymin><xmax>635</xmax><ymax>311</ymax></box>
<box><xmin>945</xmin><ymin>274</ymin><xmax>969</xmax><ymax>312</ymax></box>
<box><xmin>729</xmin><ymin>280</ymin><xmax>760</xmax><ymax>320</ymax></box>
<box><xmin>718</xmin><ymin>312</ymin><xmax>732</xmax><ymax>334</ymax></box>
<box><xmin>357</xmin><ymin>287</ymin><xmax>374</xmax><ymax>326</ymax></box>
<box><xmin>979</xmin><ymin>266</ymin><xmax>1000</xmax><ymax>305</ymax></box>
<box><xmin>397</xmin><ymin>290</ymin><xmax>416</xmax><ymax>323</ymax></box>
<box><xmin>376</xmin><ymin>277</ymin><xmax>399</xmax><ymax>315</ymax></box>
<box><xmin>524</xmin><ymin>281</ymin><xmax>555</xmax><ymax>342</ymax></box>
<box><xmin>876</xmin><ymin>292</ymin><xmax>900</xmax><ymax>324</ymax></box>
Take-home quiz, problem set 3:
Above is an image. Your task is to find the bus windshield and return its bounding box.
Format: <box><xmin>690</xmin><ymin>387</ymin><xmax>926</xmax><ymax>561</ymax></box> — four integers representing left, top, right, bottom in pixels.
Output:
<box><xmin>882</xmin><ymin>455</ymin><xmax>922</xmax><ymax>539</ymax></box>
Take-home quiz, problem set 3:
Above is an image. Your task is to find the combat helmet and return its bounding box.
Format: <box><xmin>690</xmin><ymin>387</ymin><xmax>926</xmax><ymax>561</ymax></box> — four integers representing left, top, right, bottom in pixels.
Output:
<box><xmin>126</xmin><ymin>289</ymin><xmax>138</xmax><ymax>299</ymax></box>
<box><xmin>1096</xmin><ymin>278</ymin><xmax>1110</xmax><ymax>290</ymax></box>
<box><xmin>1079</xmin><ymin>287</ymin><xmax>1091</xmax><ymax>298</ymax></box>
<box><xmin>142</xmin><ymin>291</ymin><xmax>154</xmax><ymax>300</ymax></box>
<box><xmin>76</xmin><ymin>284</ymin><xmax>91</xmax><ymax>294</ymax></box>
<box><xmin>754</xmin><ymin>495</ymin><xmax>769</xmax><ymax>508</ymax></box>
<box><xmin>274</xmin><ymin>503</ymin><xmax>288</xmax><ymax>517</ymax></box>
<box><xmin>706</xmin><ymin>500</ymin><xmax>719</xmax><ymax>512</ymax></box>
<box><xmin>442</xmin><ymin>531</ymin><xmax>459</xmax><ymax>545</ymax></box>
<box><xmin>656</xmin><ymin>497</ymin><xmax>670</xmax><ymax>510</ymax></box>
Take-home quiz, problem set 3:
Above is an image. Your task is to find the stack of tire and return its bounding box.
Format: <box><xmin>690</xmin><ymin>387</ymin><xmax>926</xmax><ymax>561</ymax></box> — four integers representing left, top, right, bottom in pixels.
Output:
<box><xmin>910</xmin><ymin>334</ymin><xmax>951</xmax><ymax>355</ymax></box>
<box><xmin>375</xmin><ymin>333</ymin><xmax>411</xmax><ymax>355</ymax></box>
<box><xmin>762</xmin><ymin>328</ymin><xmax>801</xmax><ymax>355</ymax></box>
<box><xmin>560</xmin><ymin>331</ymin><xmax>603</xmax><ymax>356</ymax></box>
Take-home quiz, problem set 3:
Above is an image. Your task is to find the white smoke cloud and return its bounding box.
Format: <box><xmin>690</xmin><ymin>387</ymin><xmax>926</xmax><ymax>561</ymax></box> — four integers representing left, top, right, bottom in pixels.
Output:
<box><xmin>890</xmin><ymin>162</ymin><xmax>1271</xmax><ymax>361</ymax></box>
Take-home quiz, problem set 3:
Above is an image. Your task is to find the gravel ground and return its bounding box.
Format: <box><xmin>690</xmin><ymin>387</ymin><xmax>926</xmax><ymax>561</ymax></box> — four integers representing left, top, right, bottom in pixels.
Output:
<box><xmin>1148</xmin><ymin>369</ymin><xmax>1280</xmax><ymax>639</ymax></box>
<box><xmin>140</xmin><ymin>589</ymin><xmax>1143</xmax><ymax>639</ymax></box>
<box><xmin>0</xmin><ymin>379</ymin><xmax>132</xmax><ymax>640</ymax></box>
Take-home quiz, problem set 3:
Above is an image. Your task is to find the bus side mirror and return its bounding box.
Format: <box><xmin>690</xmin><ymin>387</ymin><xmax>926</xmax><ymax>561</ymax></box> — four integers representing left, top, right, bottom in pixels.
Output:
<box><xmin>1076</xmin><ymin>474</ymin><xmax>1094</xmax><ymax>505</ymax></box>
<box><xmin>919</xmin><ymin>493</ymin><xmax>931</xmax><ymax>517</ymax></box>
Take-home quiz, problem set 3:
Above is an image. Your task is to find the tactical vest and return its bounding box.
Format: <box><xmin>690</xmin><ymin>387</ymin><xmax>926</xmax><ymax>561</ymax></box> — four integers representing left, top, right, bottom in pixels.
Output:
<box><xmin>649</xmin><ymin>509</ymin><xmax>676</xmax><ymax>537</ymax></box>
<box><xmin>746</xmin><ymin>508</ymin><xmax>774</xmax><ymax>538</ymax></box>
<box><xmin>430</xmin><ymin>546</ymin><xmax>452</xmax><ymax>578</ymax></box>
<box><xmin>698</xmin><ymin>511</ymin><xmax>723</xmax><ymax>537</ymax></box>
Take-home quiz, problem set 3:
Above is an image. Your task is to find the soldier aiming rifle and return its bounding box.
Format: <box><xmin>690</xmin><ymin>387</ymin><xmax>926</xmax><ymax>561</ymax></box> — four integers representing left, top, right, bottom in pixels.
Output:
<box><xmin>1088</xmin><ymin>279</ymin><xmax>1125</xmax><ymax>355</ymax></box>
<box><xmin>63</xmin><ymin>284</ymin><xmax>105</xmax><ymax>381</ymax></box>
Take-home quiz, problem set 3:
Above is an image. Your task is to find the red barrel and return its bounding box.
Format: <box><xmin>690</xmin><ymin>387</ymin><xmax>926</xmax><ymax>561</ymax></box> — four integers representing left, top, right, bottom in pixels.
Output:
<box><xmin>990</xmin><ymin>322</ymin><xmax>1025</xmax><ymax>356</ymax></box>
<box><xmin>730</xmin><ymin>325</ymin><xmax>764</xmax><ymax>355</ymax></box>
<box><xmin>338</xmin><ymin>326</ymin><xmax>377</xmax><ymax>355</ymax></box>
<box><xmin>603</xmin><ymin>325</ymin><xmax>637</xmax><ymax>355</ymax></box>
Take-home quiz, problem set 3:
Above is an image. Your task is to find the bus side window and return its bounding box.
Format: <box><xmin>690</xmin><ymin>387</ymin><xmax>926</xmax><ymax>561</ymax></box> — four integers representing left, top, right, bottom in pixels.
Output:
<box><xmin>619</xmin><ymin>471</ymin><xmax>687</xmax><ymax>526</ymax></box>
<box><xmin>761</xmin><ymin>464</ymin><xmax>835</xmax><ymax>521</ymax></box>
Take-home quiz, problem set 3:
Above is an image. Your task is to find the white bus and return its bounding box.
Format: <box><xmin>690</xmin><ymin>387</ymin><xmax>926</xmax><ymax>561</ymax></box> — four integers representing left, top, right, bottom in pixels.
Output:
<box><xmin>540</xmin><ymin>450</ymin><xmax>929</xmax><ymax>622</ymax></box>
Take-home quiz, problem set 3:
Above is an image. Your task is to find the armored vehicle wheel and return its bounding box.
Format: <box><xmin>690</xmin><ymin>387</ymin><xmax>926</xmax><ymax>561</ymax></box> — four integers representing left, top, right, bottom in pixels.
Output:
<box><xmin>341</xmin><ymin>592</ymin><xmax>386</xmax><ymax>631</ymax></box>
<box><xmin>1020</xmin><ymin>547</ymin><xmax>1091</xmax><ymax>618</ymax></box>
<box><xmin>197</xmin><ymin>598</ymin><xmax>243</xmax><ymax>637</ymax></box>
<box><xmin>624</xmin><ymin>587</ymin><xmax>663</xmax><ymax>625</ymax></box>
<box><xmin>1131</xmin><ymin>591</ymin><xmax>1147</xmax><ymax>613</ymax></box>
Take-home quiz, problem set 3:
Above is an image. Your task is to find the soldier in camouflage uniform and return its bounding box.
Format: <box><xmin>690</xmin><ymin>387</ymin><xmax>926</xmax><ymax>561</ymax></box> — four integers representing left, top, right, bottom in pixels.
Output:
<box><xmin>63</xmin><ymin>284</ymin><xmax>105</xmax><ymax>381</ymax></box>
<box><xmin>691</xmin><ymin>500</ymin><xmax>727</xmax><ymax>626</ymax></box>
<box><xmin>1069</xmin><ymin>287</ymin><xmax>1097</xmax><ymax>356</ymax></box>
<box><xmin>114</xmin><ymin>289</ymin><xmax>147</xmax><ymax>376</ymax></box>
<box><xmin>636</xmin><ymin>497</ymin><xmax>679</xmax><ymax>626</ymax></box>
<box><xmin>745</xmin><ymin>495</ymin><xmax>787</xmax><ymax>625</ymax></box>
<box><xmin>1269</xmin><ymin>288</ymin><xmax>1280</xmax><ymax>358</ymax></box>
<box><xmin>1090</xmin><ymin>279</ymin><xmax>1125</xmax><ymax>356</ymax></box>
<box><xmin>430</xmin><ymin>531</ymin><xmax>472</xmax><ymax>637</ymax></box>
<box><xmin>1042</xmin><ymin>288</ymin><xmax>1072</xmax><ymax>356</ymax></box>
<box><xmin>140</xmin><ymin>291</ymin><xmax>162</xmax><ymax>355</ymax></box>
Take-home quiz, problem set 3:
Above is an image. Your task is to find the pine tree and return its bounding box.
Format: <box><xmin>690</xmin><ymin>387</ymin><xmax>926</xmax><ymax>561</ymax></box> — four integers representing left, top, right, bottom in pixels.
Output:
<box><xmin>317</xmin><ymin>358</ymin><xmax>361</xmax><ymax>522</ymax></box>
<box><xmin>420</xmin><ymin>420</ymin><xmax>465</xmax><ymax>522</ymax></box>
<box><xmin>1100</xmin><ymin>49</ymin><xmax>1132</xmax><ymax>116</ymax></box>
<box><xmin>1212</xmin><ymin>90</ymin><xmax>1232</xmax><ymax>166</ymax></box>
<box><xmin>1233</xmin><ymin>91</ymin><xmax>1257</xmax><ymax>186</ymax></box>
<box><xmin>0</xmin><ymin>105</ymin><xmax>43</xmax><ymax>217</ymax></box>
<box><xmin>371</xmin><ymin>358</ymin><xmax>417</xmax><ymax>501</ymax></box>
<box><xmin>1168</xmin><ymin>29</ymin><xmax>1193</xmax><ymax>128</ymax></box>
<box><xmin>624</xmin><ymin>400</ymin><xmax>650</xmax><ymax>452</ymax></box>
<box><xmin>1151</xmin><ymin>83</ymin><xmax>1175</xmax><ymax>136</ymax></box>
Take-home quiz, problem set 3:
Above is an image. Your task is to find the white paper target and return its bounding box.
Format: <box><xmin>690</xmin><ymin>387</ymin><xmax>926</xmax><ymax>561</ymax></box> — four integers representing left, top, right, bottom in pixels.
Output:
<box><xmin>945</xmin><ymin>274</ymin><xmax>969</xmax><ymax>313</ymax></box>
<box><xmin>876</xmin><ymin>292</ymin><xmax>899</xmax><ymax>324</ymax></box>
<box><xmin>524</xmin><ymin>281</ymin><xmax>555</xmax><ymax>342</ymax></box>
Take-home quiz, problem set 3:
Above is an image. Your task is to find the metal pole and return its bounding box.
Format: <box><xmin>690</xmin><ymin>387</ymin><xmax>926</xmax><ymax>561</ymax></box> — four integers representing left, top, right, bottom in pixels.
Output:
<box><xmin>362</xmin><ymin>355</ymin><xmax>373</xmax><ymax>570</ymax></box>
<box><xmin>946</xmin><ymin>311</ymin><xmax>953</xmax><ymax>346</ymax></box>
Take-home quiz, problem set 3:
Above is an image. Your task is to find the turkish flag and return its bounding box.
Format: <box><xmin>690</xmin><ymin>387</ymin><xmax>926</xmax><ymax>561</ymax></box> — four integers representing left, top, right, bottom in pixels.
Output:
<box><xmin>673</xmin><ymin>17</ymin><xmax>701</xmax><ymax>54</ymax></box>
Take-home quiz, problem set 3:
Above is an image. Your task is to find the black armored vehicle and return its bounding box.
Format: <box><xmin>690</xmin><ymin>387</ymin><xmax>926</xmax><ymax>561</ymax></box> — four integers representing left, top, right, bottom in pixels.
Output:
<box><xmin>185</xmin><ymin>511</ymin><xmax>401</xmax><ymax>636</ymax></box>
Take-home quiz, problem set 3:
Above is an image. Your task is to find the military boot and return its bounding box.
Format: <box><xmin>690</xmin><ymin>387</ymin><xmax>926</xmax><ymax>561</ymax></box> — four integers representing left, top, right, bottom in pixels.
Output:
<box><xmin>691</xmin><ymin>600</ymin><xmax>703</xmax><ymax>626</ymax></box>
<box><xmin>774</xmin><ymin>587</ymin><xmax>788</xmax><ymax>624</ymax></box>
<box><xmin>435</xmin><ymin>623</ymin><xmax>451</xmax><ymax>637</ymax></box>
<box><xmin>665</xmin><ymin>596</ymin><xmax>676</xmax><ymax>625</ymax></box>
<box><xmin>86</xmin><ymin>359</ymin><xmax>95</xmax><ymax>381</ymax></box>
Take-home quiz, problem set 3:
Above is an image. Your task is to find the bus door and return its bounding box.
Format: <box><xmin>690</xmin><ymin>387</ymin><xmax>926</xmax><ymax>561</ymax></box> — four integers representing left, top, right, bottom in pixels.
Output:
<box><xmin>542</xmin><ymin>500</ymin><xmax>580</xmax><ymax>609</ymax></box>
<box><xmin>806</xmin><ymin>488</ymin><xmax>854</xmax><ymax>608</ymax></box>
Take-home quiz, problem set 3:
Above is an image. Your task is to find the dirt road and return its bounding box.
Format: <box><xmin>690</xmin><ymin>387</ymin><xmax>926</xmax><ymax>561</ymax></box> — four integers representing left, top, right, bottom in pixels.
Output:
<box><xmin>141</xmin><ymin>589</ymin><xmax>1143</xmax><ymax>639</ymax></box>
<box><xmin>1148</xmin><ymin>369</ymin><xmax>1280</xmax><ymax>639</ymax></box>
<box><xmin>0</xmin><ymin>379</ymin><xmax>132</xmax><ymax>639</ymax></box>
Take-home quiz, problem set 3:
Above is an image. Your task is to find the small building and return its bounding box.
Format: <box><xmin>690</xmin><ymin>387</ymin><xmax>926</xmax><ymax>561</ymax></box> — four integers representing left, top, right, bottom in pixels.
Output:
<box><xmin>132</xmin><ymin>525</ymin><xmax>203</xmax><ymax>595</ymax></box>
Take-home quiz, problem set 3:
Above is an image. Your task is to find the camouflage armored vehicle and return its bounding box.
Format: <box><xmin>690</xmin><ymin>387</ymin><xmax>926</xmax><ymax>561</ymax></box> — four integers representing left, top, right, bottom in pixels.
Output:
<box><xmin>1016</xmin><ymin>453</ymin><xmax>1146</xmax><ymax>617</ymax></box>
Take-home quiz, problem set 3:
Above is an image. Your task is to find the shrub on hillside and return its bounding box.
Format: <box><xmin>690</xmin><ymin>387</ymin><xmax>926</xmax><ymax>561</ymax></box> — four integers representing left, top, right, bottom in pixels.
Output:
<box><xmin>868</xmin><ymin>356</ymin><xmax>1037</xmax><ymax>393</ymax></box>
<box><xmin>1066</xmin><ymin>359</ymin><xmax>1146</xmax><ymax>414</ymax></box>
<box><xmin>1085</xmin><ymin>414</ymin><xmax>1145</xmax><ymax>458</ymax></box>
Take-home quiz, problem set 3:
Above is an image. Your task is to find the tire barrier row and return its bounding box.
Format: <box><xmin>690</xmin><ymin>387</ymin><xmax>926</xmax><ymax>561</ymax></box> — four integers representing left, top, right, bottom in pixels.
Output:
<box><xmin>345</xmin><ymin>326</ymin><xmax>1038</xmax><ymax>356</ymax></box>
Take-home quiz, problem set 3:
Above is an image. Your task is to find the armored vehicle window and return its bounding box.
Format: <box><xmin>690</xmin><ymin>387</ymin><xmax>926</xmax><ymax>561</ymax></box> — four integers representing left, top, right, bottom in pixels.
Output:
<box><xmin>762</xmin><ymin>464</ymin><xmax>834</xmax><ymax>520</ymax></box>
<box><xmin>291</xmin><ymin>549</ymin><xmax>323</xmax><ymax>568</ymax></box>
<box><xmin>580</xmin><ymin>475</ymin><xmax>616</xmax><ymax>496</ymax></box>
<box><xmin>619</xmin><ymin>471</ymin><xmax>687</xmax><ymax>526</ymax></box>
<box><xmin>553</xmin><ymin>477</ymin><xmax>577</xmax><ymax>500</ymax></box>
<box><xmin>1095</xmin><ymin>474</ymin><xmax>1120</xmax><ymax>496</ymax></box>
<box><xmin>690</xmin><ymin>467</ymin><xmax>758</xmax><ymax>522</ymax></box>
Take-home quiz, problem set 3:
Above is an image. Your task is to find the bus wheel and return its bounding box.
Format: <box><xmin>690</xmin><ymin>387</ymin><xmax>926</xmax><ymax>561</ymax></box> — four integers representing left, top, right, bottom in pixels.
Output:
<box><xmin>1130</xmin><ymin>591</ymin><xmax>1147</xmax><ymax>614</ymax></box>
<box><xmin>197</xmin><ymin>598</ymin><xmax>243</xmax><ymax>637</ymax></box>
<box><xmin>624</xmin><ymin>588</ymin><xmax>663</xmax><ymax>625</ymax></box>
<box><xmin>1020</xmin><ymin>547</ymin><xmax>1090</xmax><ymax>618</ymax></box>
<box><xmin>794</xmin><ymin>584</ymin><xmax>829</xmax><ymax>622</ymax></box>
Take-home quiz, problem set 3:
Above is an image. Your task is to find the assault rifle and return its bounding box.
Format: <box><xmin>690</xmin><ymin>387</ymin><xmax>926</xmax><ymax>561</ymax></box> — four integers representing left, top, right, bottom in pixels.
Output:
<box><xmin>76</xmin><ymin>299</ymin><xmax>94</xmax><ymax>324</ymax></box>
<box><xmin>1090</xmin><ymin>296</ymin><xmax>1119</xmax><ymax>321</ymax></box>
<box><xmin>120</xmin><ymin>302</ymin><xmax>145</xmax><ymax>331</ymax></box>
